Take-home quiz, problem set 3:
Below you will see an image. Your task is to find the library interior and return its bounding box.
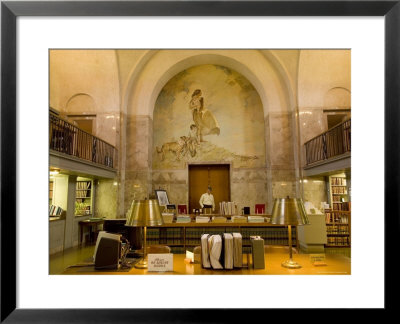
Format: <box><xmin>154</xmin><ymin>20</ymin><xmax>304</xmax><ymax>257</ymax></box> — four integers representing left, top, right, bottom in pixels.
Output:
<box><xmin>49</xmin><ymin>49</ymin><xmax>351</xmax><ymax>275</ymax></box>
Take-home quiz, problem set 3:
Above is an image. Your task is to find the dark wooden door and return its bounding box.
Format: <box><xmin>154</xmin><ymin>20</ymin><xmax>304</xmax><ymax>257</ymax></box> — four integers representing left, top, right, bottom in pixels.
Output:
<box><xmin>188</xmin><ymin>164</ymin><xmax>230</xmax><ymax>214</ymax></box>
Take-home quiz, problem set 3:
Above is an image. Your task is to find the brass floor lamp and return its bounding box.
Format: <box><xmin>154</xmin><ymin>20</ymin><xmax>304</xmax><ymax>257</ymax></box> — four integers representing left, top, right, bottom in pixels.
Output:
<box><xmin>271</xmin><ymin>197</ymin><xmax>309</xmax><ymax>269</ymax></box>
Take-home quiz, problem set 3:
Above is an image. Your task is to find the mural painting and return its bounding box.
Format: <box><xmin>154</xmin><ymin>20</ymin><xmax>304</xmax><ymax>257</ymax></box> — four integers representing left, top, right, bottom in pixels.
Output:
<box><xmin>153</xmin><ymin>64</ymin><xmax>266</xmax><ymax>169</ymax></box>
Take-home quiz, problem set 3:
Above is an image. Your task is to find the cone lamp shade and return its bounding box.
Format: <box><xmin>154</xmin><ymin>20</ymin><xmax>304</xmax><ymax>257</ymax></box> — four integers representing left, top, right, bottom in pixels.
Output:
<box><xmin>125</xmin><ymin>199</ymin><xmax>164</xmax><ymax>268</ymax></box>
<box><xmin>125</xmin><ymin>199</ymin><xmax>164</xmax><ymax>227</ymax></box>
<box><xmin>271</xmin><ymin>197</ymin><xmax>309</xmax><ymax>226</ymax></box>
<box><xmin>271</xmin><ymin>197</ymin><xmax>309</xmax><ymax>269</ymax></box>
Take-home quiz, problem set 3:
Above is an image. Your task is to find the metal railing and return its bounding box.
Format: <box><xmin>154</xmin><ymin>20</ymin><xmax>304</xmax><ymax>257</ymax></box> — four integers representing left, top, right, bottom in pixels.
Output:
<box><xmin>49</xmin><ymin>112</ymin><xmax>117</xmax><ymax>169</ymax></box>
<box><xmin>304</xmin><ymin>119</ymin><xmax>351</xmax><ymax>165</ymax></box>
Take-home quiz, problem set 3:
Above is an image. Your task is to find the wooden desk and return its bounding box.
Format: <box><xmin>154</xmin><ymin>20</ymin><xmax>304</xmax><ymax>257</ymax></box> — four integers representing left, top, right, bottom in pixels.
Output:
<box><xmin>79</xmin><ymin>218</ymin><xmax>105</xmax><ymax>245</ymax></box>
<box><xmin>101</xmin><ymin>218</ymin><xmax>298</xmax><ymax>252</ymax></box>
<box><xmin>62</xmin><ymin>250</ymin><xmax>350</xmax><ymax>275</ymax></box>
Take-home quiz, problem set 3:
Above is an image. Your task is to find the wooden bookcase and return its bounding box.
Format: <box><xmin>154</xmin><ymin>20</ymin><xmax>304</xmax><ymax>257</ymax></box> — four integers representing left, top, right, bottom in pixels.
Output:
<box><xmin>329</xmin><ymin>176</ymin><xmax>350</xmax><ymax>211</ymax></box>
<box><xmin>324</xmin><ymin>209</ymin><xmax>351</xmax><ymax>247</ymax></box>
<box><xmin>145</xmin><ymin>222</ymin><xmax>298</xmax><ymax>254</ymax></box>
<box><xmin>75</xmin><ymin>180</ymin><xmax>93</xmax><ymax>216</ymax></box>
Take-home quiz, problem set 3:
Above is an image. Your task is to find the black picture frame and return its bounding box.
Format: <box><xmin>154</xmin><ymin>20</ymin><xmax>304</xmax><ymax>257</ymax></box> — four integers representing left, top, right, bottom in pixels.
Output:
<box><xmin>1</xmin><ymin>0</ymin><xmax>398</xmax><ymax>321</ymax></box>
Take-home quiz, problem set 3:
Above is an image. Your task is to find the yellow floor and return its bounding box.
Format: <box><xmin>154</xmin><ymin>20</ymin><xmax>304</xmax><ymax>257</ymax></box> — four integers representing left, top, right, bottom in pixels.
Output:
<box><xmin>50</xmin><ymin>244</ymin><xmax>96</xmax><ymax>274</ymax></box>
<box><xmin>50</xmin><ymin>244</ymin><xmax>351</xmax><ymax>274</ymax></box>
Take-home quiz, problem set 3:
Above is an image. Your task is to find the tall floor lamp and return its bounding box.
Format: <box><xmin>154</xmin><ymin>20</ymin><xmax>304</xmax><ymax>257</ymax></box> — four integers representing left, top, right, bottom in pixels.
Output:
<box><xmin>271</xmin><ymin>197</ymin><xmax>309</xmax><ymax>269</ymax></box>
<box><xmin>125</xmin><ymin>198</ymin><xmax>164</xmax><ymax>269</ymax></box>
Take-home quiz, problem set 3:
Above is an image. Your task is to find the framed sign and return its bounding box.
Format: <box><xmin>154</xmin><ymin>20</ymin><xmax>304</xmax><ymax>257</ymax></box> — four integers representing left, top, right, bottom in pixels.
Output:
<box><xmin>147</xmin><ymin>254</ymin><xmax>174</xmax><ymax>272</ymax></box>
<box><xmin>155</xmin><ymin>189</ymin><xmax>170</xmax><ymax>206</ymax></box>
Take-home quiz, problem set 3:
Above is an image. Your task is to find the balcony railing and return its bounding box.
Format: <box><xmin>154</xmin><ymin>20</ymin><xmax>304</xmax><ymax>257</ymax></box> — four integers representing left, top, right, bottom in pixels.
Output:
<box><xmin>49</xmin><ymin>112</ymin><xmax>117</xmax><ymax>169</ymax></box>
<box><xmin>304</xmin><ymin>119</ymin><xmax>351</xmax><ymax>165</ymax></box>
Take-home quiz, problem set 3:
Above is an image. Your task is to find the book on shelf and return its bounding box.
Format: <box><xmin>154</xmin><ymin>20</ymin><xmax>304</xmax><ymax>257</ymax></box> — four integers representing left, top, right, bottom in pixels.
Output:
<box><xmin>196</xmin><ymin>216</ymin><xmax>210</xmax><ymax>223</ymax></box>
<box><xmin>331</xmin><ymin>177</ymin><xmax>346</xmax><ymax>186</ymax></box>
<box><xmin>162</xmin><ymin>213</ymin><xmax>174</xmax><ymax>223</ymax></box>
<box><xmin>219</xmin><ymin>201</ymin><xmax>237</xmax><ymax>216</ymax></box>
<box><xmin>247</xmin><ymin>216</ymin><xmax>264</xmax><ymax>223</ymax></box>
<box><xmin>49</xmin><ymin>205</ymin><xmax>63</xmax><ymax>216</ymax></box>
<box><xmin>231</xmin><ymin>215</ymin><xmax>247</xmax><ymax>223</ymax></box>
<box><xmin>212</xmin><ymin>216</ymin><xmax>227</xmax><ymax>223</ymax></box>
<box><xmin>176</xmin><ymin>215</ymin><xmax>191</xmax><ymax>223</ymax></box>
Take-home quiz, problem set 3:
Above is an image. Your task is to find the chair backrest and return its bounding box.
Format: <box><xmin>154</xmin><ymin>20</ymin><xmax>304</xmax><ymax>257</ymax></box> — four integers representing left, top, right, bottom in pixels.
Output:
<box><xmin>255</xmin><ymin>204</ymin><xmax>265</xmax><ymax>214</ymax></box>
<box><xmin>193</xmin><ymin>246</ymin><xmax>201</xmax><ymax>255</ymax></box>
<box><xmin>147</xmin><ymin>245</ymin><xmax>171</xmax><ymax>254</ymax></box>
<box><xmin>177</xmin><ymin>204</ymin><xmax>187</xmax><ymax>214</ymax></box>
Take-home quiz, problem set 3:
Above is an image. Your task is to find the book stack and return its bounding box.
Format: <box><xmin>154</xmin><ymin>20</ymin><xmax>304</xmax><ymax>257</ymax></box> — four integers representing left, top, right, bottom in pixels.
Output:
<box><xmin>162</xmin><ymin>213</ymin><xmax>174</xmax><ymax>223</ymax></box>
<box><xmin>76</xmin><ymin>181</ymin><xmax>91</xmax><ymax>198</ymax></box>
<box><xmin>219</xmin><ymin>201</ymin><xmax>237</xmax><ymax>216</ymax></box>
<box><xmin>232</xmin><ymin>233</ymin><xmax>243</xmax><ymax>268</ymax></box>
<box><xmin>196</xmin><ymin>216</ymin><xmax>210</xmax><ymax>223</ymax></box>
<box><xmin>212</xmin><ymin>216</ymin><xmax>227</xmax><ymax>223</ymax></box>
<box><xmin>231</xmin><ymin>216</ymin><xmax>247</xmax><ymax>223</ymax></box>
<box><xmin>176</xmin><ymin>215</ymin><xmax>191</xmax><ymax>223</ymax></box>
<box><xmin>201</xmin><ymin>233</ymin><xmax>242</xmax><ymax>270</ymax></box>
<box><xmin>247</xmin><ymin>216</ymin><xmax>264</xmax><ymax>223</ymax></box>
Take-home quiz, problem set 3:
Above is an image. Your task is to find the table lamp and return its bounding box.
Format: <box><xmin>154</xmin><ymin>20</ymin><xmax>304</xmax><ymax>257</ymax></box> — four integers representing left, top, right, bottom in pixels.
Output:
<box><xmin>271</xmin><ymin>197</ymin><xmax>309</xmax><ymax>269</ymax></box>
<box><xmin>125</xmin><ymin>198</ymin><xmax>164</xmax><ymax>269</ymax></box>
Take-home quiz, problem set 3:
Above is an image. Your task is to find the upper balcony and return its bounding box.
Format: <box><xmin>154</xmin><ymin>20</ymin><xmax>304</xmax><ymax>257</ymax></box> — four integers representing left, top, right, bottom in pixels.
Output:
<box><xmin>304</xmin><ymin>119</ymin><xmax>351</xmax><ymax>176</ymax></box>
<box><xmin>49</xmin><ymin>111</ymin><xmax>118</xmax><ymax>178</ymax></box>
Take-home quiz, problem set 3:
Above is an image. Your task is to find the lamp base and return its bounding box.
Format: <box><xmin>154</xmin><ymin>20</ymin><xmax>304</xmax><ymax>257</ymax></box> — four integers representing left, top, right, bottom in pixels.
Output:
<box><xmin>281</xmin><ymin>259</ymin><xmax>302</xmax><ymax>269</ymax></box>
<box><xmin>134</xmin><ymin>257</ymin><xmax>148</xmax><ymax>269</ymax></box>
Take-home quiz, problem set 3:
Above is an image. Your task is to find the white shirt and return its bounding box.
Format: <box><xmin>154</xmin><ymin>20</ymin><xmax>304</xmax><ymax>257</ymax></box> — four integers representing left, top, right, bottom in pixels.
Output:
<box><xmin>199</xmin><ymin>193</ymin><xmax>215</xmax><ymax>211</ymax></box>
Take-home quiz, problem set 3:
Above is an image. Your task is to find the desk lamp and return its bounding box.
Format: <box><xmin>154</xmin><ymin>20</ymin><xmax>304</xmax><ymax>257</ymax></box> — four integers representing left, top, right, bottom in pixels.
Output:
<box><xmin>125</xmin><ymin>198</ymin><xmax>164</xmax><ymax>269</ymax></box>
<box><xmin>271</xmin><ymin>197</ymin><xmax>309</xmax><ymax>269</ymax></box>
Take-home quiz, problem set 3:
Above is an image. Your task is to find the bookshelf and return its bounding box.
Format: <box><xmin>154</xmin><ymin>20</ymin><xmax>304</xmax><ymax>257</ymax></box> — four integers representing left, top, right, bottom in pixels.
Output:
<box><xmin>324</xmin><ymin>209</ymin><xmax>351</xmax><ymax>247</ymax></box>
<box><xmin>75</xmin><ymin>180</ymin><xmax>93</xmax><ymax>216</ymax></box>
<box><xmin>145</xmin><ymin>222</ymin><xmax>298</xmax><ymax>254</ymax></box>
<box><xmin>329</xmin><ymin>175</ymin><xmax>350</xmax><ymax>211</ymax></box>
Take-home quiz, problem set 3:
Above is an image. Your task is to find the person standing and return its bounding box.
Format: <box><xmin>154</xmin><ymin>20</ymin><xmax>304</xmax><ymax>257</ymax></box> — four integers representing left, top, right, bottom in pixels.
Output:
<box><xmin>199</xmin><ymin>186</ymin><xmax>215</xmax><ymax>212</ymax></box>
<box><xmin>189</xmin><ymin>89</ymin><xmax>220</xmax><ymax>142</ymax></box>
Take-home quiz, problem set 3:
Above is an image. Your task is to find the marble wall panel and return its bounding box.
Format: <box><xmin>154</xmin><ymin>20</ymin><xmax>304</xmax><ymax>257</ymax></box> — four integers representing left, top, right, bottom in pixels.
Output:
<box><xmin>271</xmin><ymin>181</ymin><xmax>297</xmax><ymax>200</ymax></box>
<box><xmin>302</xmin><ymin>177</ymin><xmax>328</xmax><ymax>212</ymax></box>
<box><xmin>267</xmin><ymin>112</ymin><xmax>295</xmax><ymax>168</ymax></box>
<box><xmin>152</xmin><ymin>170</ymin><xmax>188</xmax><ymax>206</ymax></box>
<box><xmin>299</xmin><ymin>109</ymin><xmax>326</xmax><ymax>145</ymax></box>
<box><xmin>269</xmin><ymin>168</ymin><xmax>298</xmax><ymax>207</ymax></box>
<box><xmin>95</xmin><ymin>112</ymin><xmax>120</xmax><ymax>149</ymax></box>
<box><xmin>125</xmin><ymin>115</ymin><xmax>153</xmax><ymax>171</ymax></box>
<box><xmin>231</xmin><ymin>168</ymin><xmax>269</xmax><ymax>214</ymax></box>
<box><xmin>124</xmin><ymin>116</ymin><xmax>154</xmax><ymax>214</ymax></box>
<box><xmin>95</xmin><ymin>179</ymin><xmax>118</xmax><ymax>219</ymax></box>
<box><xmin>123</xmin><ymin>170</ymin><xmax>152</xmax><ymax>213</ymax></box>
